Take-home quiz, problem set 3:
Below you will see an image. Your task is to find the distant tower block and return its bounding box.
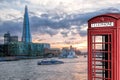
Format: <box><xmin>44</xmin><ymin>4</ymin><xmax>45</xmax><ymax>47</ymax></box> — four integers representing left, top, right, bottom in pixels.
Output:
<box><xmin>22</xmin><ymin>5</ymin><xmax>32</xmax><ymax>43</ymax></box>
<box><xmin>4</xmin><ymin>32</ymin><xmax>10</xmax><ymax>44</ymax></box>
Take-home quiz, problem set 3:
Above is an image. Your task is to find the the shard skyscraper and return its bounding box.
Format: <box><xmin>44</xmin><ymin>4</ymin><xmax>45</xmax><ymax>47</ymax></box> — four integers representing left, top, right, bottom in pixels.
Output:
<box><xmin>22</xmin><ymin>5</ymin><xmax>31</xmax><ymax>43</ymax></box>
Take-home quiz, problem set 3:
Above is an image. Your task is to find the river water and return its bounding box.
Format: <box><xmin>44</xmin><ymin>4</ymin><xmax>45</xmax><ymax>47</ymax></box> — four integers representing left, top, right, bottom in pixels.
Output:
<box><xmin>0</xmin><ymin>56</ymin><xmax>87</xmax><ymax>80</ymax></box>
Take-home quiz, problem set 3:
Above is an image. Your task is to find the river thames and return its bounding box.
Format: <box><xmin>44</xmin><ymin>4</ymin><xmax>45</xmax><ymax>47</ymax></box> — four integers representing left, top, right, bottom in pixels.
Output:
<box><xmin>0</xmin><ymin>56</ymin><xmax>87</xmax><ymax>80</ymax></box>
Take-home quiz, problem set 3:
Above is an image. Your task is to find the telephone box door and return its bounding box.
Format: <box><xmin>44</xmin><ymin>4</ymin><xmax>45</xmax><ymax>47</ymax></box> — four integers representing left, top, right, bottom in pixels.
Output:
<box><xmin>88</xmin><ymin>30</ymin><xmax>113</xmax><ymax>80</ymax></box>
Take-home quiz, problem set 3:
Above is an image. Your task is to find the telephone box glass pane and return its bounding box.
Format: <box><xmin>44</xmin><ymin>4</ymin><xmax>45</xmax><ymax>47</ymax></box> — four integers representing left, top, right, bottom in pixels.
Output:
<box><xmin>92</xmin><ymin>34</ymin><xmax>111</xmax><ymax>80</ymax></box>
<box><xmin>96</xmin><ymin>44</ymin><xmax>102</xmax><ymax>50</ymax></box>
<box><xmin>95</xmin><ymin>36</ymin><xmax>103</xmax><ymax>42</ymax></box>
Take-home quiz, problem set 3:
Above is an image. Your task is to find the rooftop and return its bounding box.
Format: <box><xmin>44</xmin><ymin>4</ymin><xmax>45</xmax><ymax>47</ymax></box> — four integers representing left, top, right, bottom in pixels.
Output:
<box><xmin>89</xmin><ymin>13</ymin><xmax>120</xmax><ymax>21</ymax></box>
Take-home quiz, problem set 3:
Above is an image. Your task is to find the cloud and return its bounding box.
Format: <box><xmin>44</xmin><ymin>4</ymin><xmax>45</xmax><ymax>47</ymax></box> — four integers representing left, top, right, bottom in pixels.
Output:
<box><xmin>25</xmin><ymin>0</ymin><xmax>120</xmax><ymax>14</ymax></box>
<box><xmin>0</xmin><ymin>0</ymin><xmax>27</xmax><ymax>10</ymax></box>
<box><xmin>0</xmin><ymin>7</ymin><xmax>120</xmax><ymax>39</ymax></box>
<box><xmin>0</xmin><ymin>20</ymin><xmax>22</xmax><ymax>40</ymax></box>
<box><xmin>79</xmin><ymin>30</ymin><xmax>87</xmax><ymax>37</ymax></box>
<box><xmin>37</xmin><ymin>39</ymin><xmax>46</xmax><ymax>42</ymax></box>
<box><xmin>0</xmin><ymin>8</ymin><xmax>22</xmax><ymax>21</ymax></box>
<box><xmin>39</xmin><ymin>27</ymin><xmax>58</xmax><ymax>36</ymax></box>
<box><xmin>30</xmin><ymin>7</ymin><xmax>120</xmax><ymax>37</ymax></box>
<box><xmin>64</xmin><ymin>39</ymin><xmax>82</xmax><ymax>45</ymax></box>
<box><xmin>60</xmin><ymin>31</ymin><xmax>69</xmax><ymax>37</ymax></box>
<box><xmin>69</xmin><ymin>37</ymin><xmax>76</xmax><ymax>40</ymax></box>
<box><xmin>1</xmin><ymin>0</ymin><xmax>120</xmax><ymax>15</ymax></box>
<box><xmin>27</xmin><ymin>0</ymin><xmax>120</xmax><ymax>14</ymax></box>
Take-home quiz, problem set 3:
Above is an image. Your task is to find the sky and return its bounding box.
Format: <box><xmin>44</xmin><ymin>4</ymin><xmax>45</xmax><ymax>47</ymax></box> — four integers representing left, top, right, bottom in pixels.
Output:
<box><xmin>0</xmin><ymin>0</ymin><xmax>120</xmax><ymax>52</ymax></box>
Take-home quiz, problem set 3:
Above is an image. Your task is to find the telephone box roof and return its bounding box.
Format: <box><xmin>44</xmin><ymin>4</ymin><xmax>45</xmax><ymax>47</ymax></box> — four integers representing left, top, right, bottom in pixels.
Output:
<box><xmin>88</xmin><ymin>13</ymin><xmax>120</xmax><ymax>21</ymax></box>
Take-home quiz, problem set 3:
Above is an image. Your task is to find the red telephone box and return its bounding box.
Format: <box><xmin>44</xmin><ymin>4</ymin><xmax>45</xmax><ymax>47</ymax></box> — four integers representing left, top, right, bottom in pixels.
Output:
<box><xmin>88</xmin><ymin>13</ymin><xmax>120</xmax><ymax>80</ymax></box>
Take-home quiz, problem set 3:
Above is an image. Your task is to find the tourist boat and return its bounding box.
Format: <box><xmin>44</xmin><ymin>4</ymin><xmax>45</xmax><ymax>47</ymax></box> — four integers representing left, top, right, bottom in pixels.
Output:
<box><xmin>37</xmin><ymin>59</ymin><xmax>64</xmax><ymax>65</ymax></box>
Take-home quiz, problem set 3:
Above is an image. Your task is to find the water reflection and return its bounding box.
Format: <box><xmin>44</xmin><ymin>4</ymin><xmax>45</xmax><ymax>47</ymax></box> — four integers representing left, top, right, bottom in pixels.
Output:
<box><xmin>0</xmin><ymin>56</ymin><xmax>87</xmax><ymax>80</ymax></box>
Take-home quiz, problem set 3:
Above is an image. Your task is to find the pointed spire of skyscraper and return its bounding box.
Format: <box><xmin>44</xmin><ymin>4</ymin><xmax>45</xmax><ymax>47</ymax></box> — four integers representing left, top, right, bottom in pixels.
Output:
<box><xmin>22</xmin><ymin>5</ymin><xmax>32</xmax><ymax>43</ymax></box>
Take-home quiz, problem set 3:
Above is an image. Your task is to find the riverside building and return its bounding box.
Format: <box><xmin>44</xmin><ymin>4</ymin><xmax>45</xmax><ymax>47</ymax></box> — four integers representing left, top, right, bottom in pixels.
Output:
<box><xmin>0</xmin><ymin>5</ymin><xmax>50</xmax><ymax>57</ymax></box>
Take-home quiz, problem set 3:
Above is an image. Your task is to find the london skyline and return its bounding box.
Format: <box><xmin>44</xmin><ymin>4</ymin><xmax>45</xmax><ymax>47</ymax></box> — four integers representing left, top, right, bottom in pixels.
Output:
<box><xmin>0</xmin><ymin>0</ymin><xmax>120</xmax><ymax>52</ymax></box>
